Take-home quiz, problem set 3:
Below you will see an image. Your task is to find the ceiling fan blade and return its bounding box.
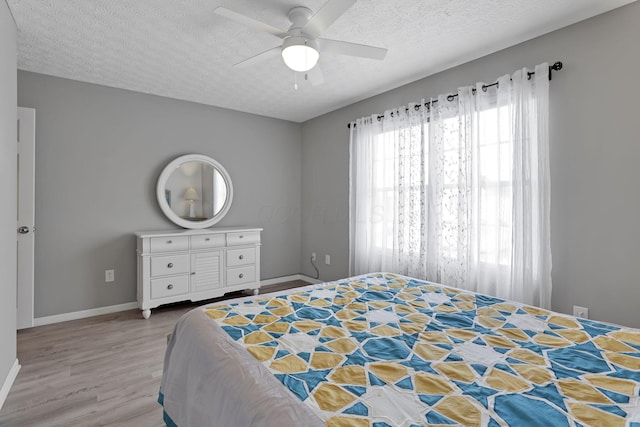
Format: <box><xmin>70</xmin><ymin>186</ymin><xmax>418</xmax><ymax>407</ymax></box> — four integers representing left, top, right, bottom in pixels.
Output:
<box><xmin>302</xmin><ymin>0</ymin><xmax>356</xmax><ymax>38</ymax></box>
<box><xmin>320</xmin><ymin>38</ymin><xmax>387</xmax><ymax>60</ymax></box>
<box><xmin>305</xmin><ymin>65</ymin><xmax>324</xmax><ymax>86</ymax></box>
<box><xmin>214</xmin><ymin>7</ymin><xmax>287</xmax><ymax>38</ymax></box>
<box><xmin>233</xmin><ymin>46</ymin><xmax>282</xmax><ymax>68</ymax></box>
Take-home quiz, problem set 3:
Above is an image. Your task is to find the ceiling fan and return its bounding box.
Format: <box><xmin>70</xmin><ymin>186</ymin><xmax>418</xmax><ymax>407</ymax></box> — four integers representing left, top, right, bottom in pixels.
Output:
<box><xmin>214</xmin><ymin>0</ymin><xmax>387</xmax><ymax>84</ymax></box>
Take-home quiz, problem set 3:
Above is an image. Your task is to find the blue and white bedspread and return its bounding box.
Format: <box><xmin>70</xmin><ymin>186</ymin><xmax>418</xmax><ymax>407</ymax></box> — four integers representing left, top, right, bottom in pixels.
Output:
<box><xmin>160</xmin><ymin>273</ymin><xmax>640</xmax><ymax>427</ymax></box>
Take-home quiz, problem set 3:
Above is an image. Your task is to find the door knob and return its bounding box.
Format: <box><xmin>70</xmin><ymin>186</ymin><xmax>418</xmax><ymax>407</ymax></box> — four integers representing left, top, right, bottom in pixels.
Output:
<box><xmin>18</xmin><ymin>226</ymin><xmax>30</xmax><ymax>234</ymax></box>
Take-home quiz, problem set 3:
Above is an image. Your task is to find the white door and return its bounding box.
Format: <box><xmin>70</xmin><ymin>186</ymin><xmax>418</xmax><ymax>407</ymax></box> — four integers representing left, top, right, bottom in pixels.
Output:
<box><xmin>17</xmin><ymin>107</ymin><xmax>35</xmax><ymax>330</ymax></box>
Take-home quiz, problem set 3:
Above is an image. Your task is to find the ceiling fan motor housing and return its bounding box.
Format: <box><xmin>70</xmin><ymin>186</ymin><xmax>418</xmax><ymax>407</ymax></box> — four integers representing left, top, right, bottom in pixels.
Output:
<box><xmin>287</xmin><ymin>6</ymin><xmax>313</xmax><ymax>31</ymax></box>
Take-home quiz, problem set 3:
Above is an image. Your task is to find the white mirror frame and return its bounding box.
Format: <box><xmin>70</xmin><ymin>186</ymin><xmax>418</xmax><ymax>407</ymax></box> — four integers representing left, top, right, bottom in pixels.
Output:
<box><xmin>156</xmin><ymin>154</ymin><xmax>234</xmax><ymax>229</ymax></box>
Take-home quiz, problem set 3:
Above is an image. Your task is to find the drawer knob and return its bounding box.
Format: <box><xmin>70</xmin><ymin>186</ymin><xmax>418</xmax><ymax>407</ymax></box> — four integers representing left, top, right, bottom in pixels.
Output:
<box><xmin>191</xmin><ymin>272</ymin><xmax>196</xmax><ymax>275</ymax></box>
<box><xmin>167</xmin><ymin>284</ymin><xmax>173</xmax><ymax>290</ymax></box>
<box><xmin>167</xmin><ymin>240</ymin><xmax>172</xmax><ymax>244</ymax></box>
<box><xmin>239</xmin><ymin>273</ymin><xmax>244</xmax><ymax>279</ymax></box>
<box><xmin>239</xmin><ymin>235</ymin><xmax>244</xmax><ymax>239</ymax></box>
<box><xmin>239</xmin><ymin>255</ymin><xmax>244</xmax><ymax>260</ymax></box>
<box><xmin>167</xmin><ymin>263</ymin><xmax>174</xmax><ymax>268</ymax></box>
<box><xmin>205</xmin><ymin>237</ymin><xmax>210</xmax><ymax>241</ymax></box>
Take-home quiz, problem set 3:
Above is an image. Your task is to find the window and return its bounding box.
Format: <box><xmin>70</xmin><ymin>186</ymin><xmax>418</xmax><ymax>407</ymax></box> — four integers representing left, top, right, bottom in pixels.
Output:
<box><xmin>350</xmin><ymin>64</ymin><xmax>551</xmax><ymax>307</ymax></box>
<box><xmin>368</xmin><ymin>107</ymin><xmax>512</xmax><ymax>267</ymax></box>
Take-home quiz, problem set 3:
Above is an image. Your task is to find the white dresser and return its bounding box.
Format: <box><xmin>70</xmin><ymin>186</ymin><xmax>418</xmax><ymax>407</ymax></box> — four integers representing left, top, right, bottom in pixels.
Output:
<box><xmin>136</xmin><ymin>227</ymin><xmax>262</xmax><ymax>318</ymax></box>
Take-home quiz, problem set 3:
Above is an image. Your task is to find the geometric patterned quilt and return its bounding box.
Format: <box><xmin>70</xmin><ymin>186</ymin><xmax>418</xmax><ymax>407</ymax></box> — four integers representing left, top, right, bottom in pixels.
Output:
<box><xmin>203</xmin><ymin>273</ymin><xmax>640</xmax><ymax>427</ymax></box>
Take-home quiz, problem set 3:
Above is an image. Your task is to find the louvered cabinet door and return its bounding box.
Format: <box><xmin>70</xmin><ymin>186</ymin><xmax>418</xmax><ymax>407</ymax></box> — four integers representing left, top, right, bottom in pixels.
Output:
<box><xmin>190</xmin><ymin>250</ymin><xmax>223</xmax><ymax>292</ymax></box>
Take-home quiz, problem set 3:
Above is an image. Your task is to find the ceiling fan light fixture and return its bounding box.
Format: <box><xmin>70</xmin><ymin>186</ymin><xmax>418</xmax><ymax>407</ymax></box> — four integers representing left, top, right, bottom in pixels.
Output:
<box><xmin>281</xmin><ymin>37</ymin><xmax>319</xmax><ymax>72</ymax></box>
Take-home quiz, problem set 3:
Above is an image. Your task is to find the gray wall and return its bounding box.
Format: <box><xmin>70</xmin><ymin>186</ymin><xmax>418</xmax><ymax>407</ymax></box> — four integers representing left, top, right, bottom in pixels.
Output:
<box><xmin>0</xmin><ymin>0</ymin><xmax>17</xmax><ymax>388</ymax></box>
<box><xmin>18</xmin><ymin>72</ymin><xmax>302</xmax><ymax>318</ymax></box>
<box><xmin>301</xmin><ymin>2</ymin><xmax>640</xmax><ymax>328</ymax></box>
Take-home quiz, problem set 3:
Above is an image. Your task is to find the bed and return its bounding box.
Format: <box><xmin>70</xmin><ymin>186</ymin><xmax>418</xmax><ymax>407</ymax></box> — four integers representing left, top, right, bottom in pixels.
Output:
<box><xmin>159</xmin><ymin>273</ymin><xmax>640</xmax><ymax>426</ymax></box>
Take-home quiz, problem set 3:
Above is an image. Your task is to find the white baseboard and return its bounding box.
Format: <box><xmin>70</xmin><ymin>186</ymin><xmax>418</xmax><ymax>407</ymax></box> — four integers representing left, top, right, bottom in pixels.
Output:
<box><xmin>31</xmin><ymin>274</ymin><xmax>325</xmax><ymax>328</ymax></box>
<box><xmin>33</xmin><ymin>302</ymin><xmax>138</xmax><ymax>327</ymax></box>
<box><xmin>0</xmin><ymin>359</ymin><xmax>20</xmax><ymax>410</ymax></box>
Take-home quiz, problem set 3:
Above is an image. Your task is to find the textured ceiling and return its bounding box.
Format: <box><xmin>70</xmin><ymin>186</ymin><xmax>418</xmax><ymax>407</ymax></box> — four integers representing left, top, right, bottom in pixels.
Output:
<box><xmin>7</xmin><ymin>0</ymin><xmax>636</xmax><ymax>122</ymax></box>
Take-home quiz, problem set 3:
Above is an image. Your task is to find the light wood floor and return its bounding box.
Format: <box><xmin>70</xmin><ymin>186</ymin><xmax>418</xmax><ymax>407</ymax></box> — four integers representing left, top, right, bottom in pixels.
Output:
<box><xmin>0</xmin><ymin>280</ymin><xmax>309</xmax><ymax>427</ymax></box>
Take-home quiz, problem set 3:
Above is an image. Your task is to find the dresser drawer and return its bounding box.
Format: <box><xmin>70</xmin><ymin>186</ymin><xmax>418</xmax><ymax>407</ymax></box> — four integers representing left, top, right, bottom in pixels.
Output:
<box><xmin>151</xmin><ymin>254</ymin><xmax>189</xmax><ymax>277</ymax></box>
<box><xmin>227</xmin><ymin>247</ymin><xmax>255</xmax><ymax>267</ymax></box>
<box><xmin>191</xmin><ymin>234</ymin><xmax>226</xmax><ymax>250</ymax></box>
<box><xmin>227</xmin><ymin>231</ymin><xmax>260</xmax><ymax>246</ymax></box>
<box><xmin>151</xmin><ymin>275</ymin><xmax>189</xmax><ymax>299</ymax></box>
<box><xmin>226</xmin><ymin>266</ymin><xmax>256</xmax><ymax>286</ymax></box>
<box><xmin>150</xmin><ymin>236</ymin><xmax>189</xmax><ymax>253</ymax></box>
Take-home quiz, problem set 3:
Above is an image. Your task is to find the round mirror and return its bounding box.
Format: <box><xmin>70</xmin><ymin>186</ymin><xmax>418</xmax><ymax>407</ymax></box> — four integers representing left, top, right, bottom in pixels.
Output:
<box><xmin>156</xmin><ymin>154</ymin><xmax>233</xmax><ymax>229</ymax></box>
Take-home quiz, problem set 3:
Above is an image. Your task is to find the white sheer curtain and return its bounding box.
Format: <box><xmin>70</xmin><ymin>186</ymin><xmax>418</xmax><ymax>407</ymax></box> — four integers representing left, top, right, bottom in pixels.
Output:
<box><xmin>349</xmin><ymin>63</ymin><xmax>552</xmax><ymax>308</ymax></box>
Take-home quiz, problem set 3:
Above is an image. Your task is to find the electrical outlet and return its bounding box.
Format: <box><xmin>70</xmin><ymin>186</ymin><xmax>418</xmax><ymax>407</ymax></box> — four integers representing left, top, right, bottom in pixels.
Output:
<box><xmin>311</xmin><ymin>252</ymin><xmax>316</xmax><ymax>262</ymax></box>
<box><xmin>325</xmin><ymin>254</ymin><xmax>331</xmax><ymax>265</ymax></box>
<box><xmin>105</xmin><ymin>269</ymin><xmax>115</xmax><ymax>283</ymax></box>
<box><xmin>573</xmin><ymin>305</ymin><xmax>588</xmax><ymax>319</ymax></box>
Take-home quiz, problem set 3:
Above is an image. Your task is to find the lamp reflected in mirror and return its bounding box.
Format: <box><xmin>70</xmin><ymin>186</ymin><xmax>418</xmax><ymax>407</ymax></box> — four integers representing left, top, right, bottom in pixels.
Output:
<box><xmin>183</xmin><ymin>186</ymin><xmax>200</xmax><ymax>218</ymax></box>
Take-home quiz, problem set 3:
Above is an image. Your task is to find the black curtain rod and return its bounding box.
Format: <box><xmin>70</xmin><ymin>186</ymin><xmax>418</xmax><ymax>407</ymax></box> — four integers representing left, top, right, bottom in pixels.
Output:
<box><xmin>348</xmin><ymin>61</ymin><xmax>563</xmax><ymax>129</ymax></box>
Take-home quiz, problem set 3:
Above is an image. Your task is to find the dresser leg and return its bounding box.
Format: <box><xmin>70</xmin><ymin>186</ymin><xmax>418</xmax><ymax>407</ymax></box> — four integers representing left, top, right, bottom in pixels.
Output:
<box><xmin>142</xmin><ymin>309</ymin><xmax>151</xmax><ymax>319</ymax></box>
<box><xmin>253</xmin><ymin>288</ymin><xmax>259</xmax><ymax>296</ymax></box>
